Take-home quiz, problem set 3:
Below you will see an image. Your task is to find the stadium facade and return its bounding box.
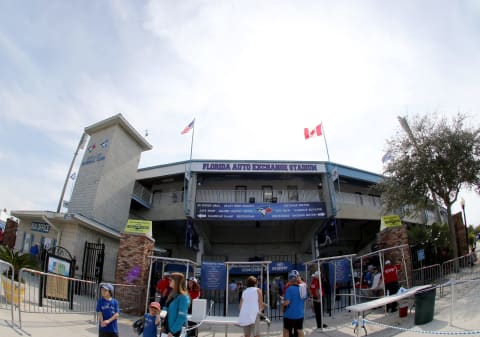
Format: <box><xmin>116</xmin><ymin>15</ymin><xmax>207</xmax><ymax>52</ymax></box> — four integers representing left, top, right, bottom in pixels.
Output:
<box><xmin>11</xmin><ymin>114</ymin><xmax>440</xmax><ymax>282</ymax></box>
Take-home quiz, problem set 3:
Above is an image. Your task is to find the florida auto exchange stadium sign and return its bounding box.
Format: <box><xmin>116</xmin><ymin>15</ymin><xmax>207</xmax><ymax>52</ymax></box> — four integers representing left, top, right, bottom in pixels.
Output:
<box><xmin>194</xmin><ymin>162</ymin><xmax>323</xmax><ymax>173</ymax></box>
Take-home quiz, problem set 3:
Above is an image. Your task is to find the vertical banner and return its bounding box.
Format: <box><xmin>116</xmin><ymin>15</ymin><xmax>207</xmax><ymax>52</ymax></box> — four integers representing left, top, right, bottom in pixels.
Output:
<box><xmin>185</xmin><ymin>220</ymin><xmax>199</xmax><ymax>251</ymax></box>
<box><xmin>318</xmin><ymin>218</ymin><xmax>337</xmax><ymax>247</ymax></box>
<box><xmin>200</xmin><ymin>262</ymin><xmax>226</xmax><ymax>290</ymax></box>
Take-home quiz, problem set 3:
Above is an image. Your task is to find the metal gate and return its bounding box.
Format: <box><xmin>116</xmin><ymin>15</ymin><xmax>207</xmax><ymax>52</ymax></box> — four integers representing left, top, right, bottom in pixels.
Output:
<box><xmin>82</xmin><ymin>242</ymin><xmax>105</xmax><ymax>283</ymax></box>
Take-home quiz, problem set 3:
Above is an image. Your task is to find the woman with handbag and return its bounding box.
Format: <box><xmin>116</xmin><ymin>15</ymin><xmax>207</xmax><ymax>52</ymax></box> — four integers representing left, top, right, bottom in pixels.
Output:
<box><xmin>163</xmin><ymin>272</ymin><xmax>190</xmax><ymax>337</ymax></box>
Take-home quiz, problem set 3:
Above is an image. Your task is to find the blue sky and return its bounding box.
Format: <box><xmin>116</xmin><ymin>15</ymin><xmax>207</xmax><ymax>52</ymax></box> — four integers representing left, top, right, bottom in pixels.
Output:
<box><xmin>1</xmin><ymin>0</ymin><xmax>479</xmax><ymax>226</ymax></box>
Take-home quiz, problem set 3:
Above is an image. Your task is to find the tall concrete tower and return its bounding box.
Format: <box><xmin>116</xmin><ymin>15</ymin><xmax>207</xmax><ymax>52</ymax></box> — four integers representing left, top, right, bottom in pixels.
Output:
<box><xmin>68</xmin><ymin>114</ymin><xmax>152</xmax><ymax>232</ymax></box>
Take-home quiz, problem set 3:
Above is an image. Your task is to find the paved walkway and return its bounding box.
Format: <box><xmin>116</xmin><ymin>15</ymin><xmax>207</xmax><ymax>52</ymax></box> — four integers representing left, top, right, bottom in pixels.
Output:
<box><xmin>1</xmin><ymin>279</ymin><xmax>480</xmax><ymax>337</ymax></box>
<box><xmin>2</xmin><ymin>254</ymin><xmax>480</xmax><ymax>337</ymax></box>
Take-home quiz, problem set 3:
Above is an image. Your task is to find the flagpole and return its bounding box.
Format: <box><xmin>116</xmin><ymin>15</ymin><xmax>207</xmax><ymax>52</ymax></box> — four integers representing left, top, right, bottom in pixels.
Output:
<box><xmin>57</xmin><ymin>133</ymin><xmax>87</xmax><ymax>213</ymax></box>
<box><xmin>321</xmin><ymin>123</ymin><xmax>331</xmax><ymax>162</ymax></box>
<box><xmin>184</xmin><ymin>119</ymin><xmax>195</xmax><ymax>216</ymax></box>
<box><xmin>320</xmin><ymin>123</ymin><xmax>338</xmax><ymax>246</ymax></box>
<box><xmin>188</xmin><ymin>118</ymin><xmax>195</xmax><ymax>172</ymax></box>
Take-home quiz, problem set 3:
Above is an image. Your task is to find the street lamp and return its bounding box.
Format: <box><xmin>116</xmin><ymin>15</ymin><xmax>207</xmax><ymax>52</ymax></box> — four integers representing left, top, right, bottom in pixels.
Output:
<box><xmin>460</xmin><ymin>197</ymin><xmax>469</xmax><ymax>253</ymax></box>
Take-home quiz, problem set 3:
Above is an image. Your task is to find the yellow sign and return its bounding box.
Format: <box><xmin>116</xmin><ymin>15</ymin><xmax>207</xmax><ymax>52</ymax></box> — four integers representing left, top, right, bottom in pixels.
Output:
<box><xmin>380</xmin><ymin>215</ymin><xmax>402</xmax><ymax>231</ymax></box>
<box><xmin>125</xmin><ymin>219</ymin><xmax>152</xmax><ymax>236</ymax></box>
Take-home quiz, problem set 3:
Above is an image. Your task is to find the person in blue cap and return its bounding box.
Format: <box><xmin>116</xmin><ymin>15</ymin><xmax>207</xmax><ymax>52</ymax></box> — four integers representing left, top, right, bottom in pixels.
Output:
<box><xmin>281</xmin><ymin>272</ymin><xmax>308</xmax><ymax>337</ymax></box>
<box><xmin>96</xmin><ymin>283</ymin><xmax>120</xmax><ymax>337</ymax></box>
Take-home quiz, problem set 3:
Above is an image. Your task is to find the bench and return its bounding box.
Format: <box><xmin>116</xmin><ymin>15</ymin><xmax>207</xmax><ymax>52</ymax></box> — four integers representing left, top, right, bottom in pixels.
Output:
<box><xmin>188</xmin><ymin>299</ymin><xmax>270</xmax><ymax>337</ymax></box>
<box><xmin>346</xmin><ymin>284</ymin><xmax>432</xmax><ymax>335</ymax></box>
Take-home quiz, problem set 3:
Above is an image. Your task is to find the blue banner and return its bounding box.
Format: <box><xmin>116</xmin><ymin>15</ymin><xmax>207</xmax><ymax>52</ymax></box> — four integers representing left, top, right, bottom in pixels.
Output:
<box><xmin>328</xmin><ymin>258</ymin><xmax>352</xmax><ymax>286</ymax></box>
<box><xmin>229</xmin><ymin>265</ymin><xmax>263</xmax><ymax>275</ymax></box>
<box><xmin>269</xmin><ymin>262</ymin><xmax>294</xmax><ymax>273</ymax></box>
<box><xmin>201</xmin><ymin>262</ymin><xmax>226</xmax><ymax>290</ymax></box>
<box><xmin>165</xmin><ymin>264</ymin><xmax>194</xmax><ymax>273</ymax></box>
<box><xmin>195</xmin><ymin>202</ymin><xmax>326</xmax><ymax>221</ymax></box>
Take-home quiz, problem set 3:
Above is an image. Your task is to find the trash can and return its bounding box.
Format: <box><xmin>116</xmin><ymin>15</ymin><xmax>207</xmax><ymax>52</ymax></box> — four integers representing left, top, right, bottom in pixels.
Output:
<box><xmin>399</xmin><ymin>303</ymin><xmax>408</xmax><ymax>318</ymax></box>
<box><xmin>414</xmin><ymin>287</ymin><xmax>436</xmax><ymax>325</ymax></box>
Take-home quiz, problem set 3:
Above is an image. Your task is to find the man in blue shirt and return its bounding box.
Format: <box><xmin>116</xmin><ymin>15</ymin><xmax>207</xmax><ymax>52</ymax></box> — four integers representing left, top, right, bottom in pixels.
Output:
<box><xmin>281</xmin><ymin>272</ymin><xmax>307</xmax><ymax>337</ymax></box>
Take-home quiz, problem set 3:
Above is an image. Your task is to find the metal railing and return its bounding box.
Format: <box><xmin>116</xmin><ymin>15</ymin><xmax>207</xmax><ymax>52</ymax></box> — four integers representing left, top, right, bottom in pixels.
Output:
<box><xmin>412</xmin><ymin>264</ymin><xmax>442</xmax><ymax>286</ymax></box>
<box><xmin>14</xmin><ymin>268</ymin><xmax>147</xmax><ymax>328</ymax></box>
<box><xmin>196</xmin><ymin>189</ymin><xmax>323</xmax><ymax>203</ymax></box>
<box><xmin>0</xmin><ymin>260</ymin><xmax>15</xmax><ymax>327</ymax></box>
<box><xmin>336</xmin><ymin>192</ymin><xmax>381</xmax><ymax>209</ymax></box>
<box><xmin>412</xmin><ymin>253</ymin><xmax>479</xmax><ymax>296</ymax></box>
<box><xmin>17</xmin><ymin>268</ymin><xmax>99</xmax><ymax>328</ymax></box>
<box><xmin>132</xmin><ymin>181</ymin><xmax>153</xmax><ymax>206</ymax></box>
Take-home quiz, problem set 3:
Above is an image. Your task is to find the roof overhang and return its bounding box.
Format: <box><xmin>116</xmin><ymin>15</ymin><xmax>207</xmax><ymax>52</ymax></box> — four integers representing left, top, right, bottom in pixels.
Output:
<box><xmin>11</xmin><ymin>210</ymin><xmax>121</xmax><ymax>240</ymax></box>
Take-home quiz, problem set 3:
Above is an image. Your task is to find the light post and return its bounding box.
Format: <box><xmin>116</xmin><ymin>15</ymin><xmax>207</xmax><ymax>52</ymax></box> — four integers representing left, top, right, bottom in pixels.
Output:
<box><xmin>460</xmin><ymin>197</ymin><xmax>469</xmax><ymax>253</ymax></box>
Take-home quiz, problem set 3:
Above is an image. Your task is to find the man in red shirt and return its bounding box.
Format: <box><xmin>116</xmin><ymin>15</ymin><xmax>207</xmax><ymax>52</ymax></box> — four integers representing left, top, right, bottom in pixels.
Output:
<box><xmin>383</xmin><ymin>260</ymin><xmax>400</xmax><ymax>312</ymax></box>
<box><xmin>156</xmin><ymin>271</ymin><xmax>172</xmax><ymax>308</ymax></box>
<box><xmin>309</xmin><ymin>271</ymin><xmax>326</xmax><ymax>329</ymax></box>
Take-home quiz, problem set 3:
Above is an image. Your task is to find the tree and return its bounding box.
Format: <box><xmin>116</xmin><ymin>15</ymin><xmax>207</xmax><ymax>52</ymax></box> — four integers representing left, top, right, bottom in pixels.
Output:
<box><xmin>377</xmin><ymin>113</ymin><xmax>480</xmax><ymax>259</ymax></box>
<box><xmin>408</xmin><ymin>222</ymin><xmax>451</xmax><ymax>265</ymax></box>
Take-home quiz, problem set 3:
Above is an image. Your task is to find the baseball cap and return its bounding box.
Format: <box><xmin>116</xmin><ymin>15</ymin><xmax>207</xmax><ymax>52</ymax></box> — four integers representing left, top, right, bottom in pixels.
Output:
<box><xmin>288</xmin><ymin>272</ymin><xmax>298</xmax><ymax>282</ymax></box>
<box><xmin>150</xmin><ymin>301</ymin><xmax>161</xmax><ymax>310</ymax></box>
<box><xmin>367</xmin><ymin>265</ymin><xmax>374</xmax><ymax>271</ymax></box>
<box><xmin>312</xmin><ymin>271</ymin><xmax>320</xmax><ymax>278</ymax></box>
<box><xmin>290</xmin><ymin>270</ymin><xmax>300</xmax><ymax>276</ymax></box>
<box><xmin>385</xmin><ymin>260</ymin><xmax>391</xmax><ymax>264</ymax></box>
<box><xmin>101</xmin><ymin>283</ymin><xmax>114</xmax><ymax>292</ymax></box>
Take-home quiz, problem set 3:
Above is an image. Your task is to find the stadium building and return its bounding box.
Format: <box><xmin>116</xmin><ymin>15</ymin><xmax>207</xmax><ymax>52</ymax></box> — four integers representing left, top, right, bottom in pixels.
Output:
<box><xmin>11</xmin><ymin>114</ymin><xmax>440</xmax><ymax>283</ymax></box>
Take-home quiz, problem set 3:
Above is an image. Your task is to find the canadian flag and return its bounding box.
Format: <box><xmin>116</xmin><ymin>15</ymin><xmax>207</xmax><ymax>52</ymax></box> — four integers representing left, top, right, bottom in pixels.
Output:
<box><xmin>304</xmin><ymin>124</ymin><xmax>322</xmax><ymax>140</ymax></box>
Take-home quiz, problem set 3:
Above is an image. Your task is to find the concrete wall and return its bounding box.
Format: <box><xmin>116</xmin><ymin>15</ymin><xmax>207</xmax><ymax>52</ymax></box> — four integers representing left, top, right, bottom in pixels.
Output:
<box><xmin>69</xmin><ymin>124</ymin><xmax>143</xmax><ymax>232</ymax></box>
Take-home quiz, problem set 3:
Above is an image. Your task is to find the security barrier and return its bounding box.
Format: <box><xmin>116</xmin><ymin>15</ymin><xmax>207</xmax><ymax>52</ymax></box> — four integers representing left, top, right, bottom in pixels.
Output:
<box><xmin>0</xmin><ymin>259</ymin><xmax>15</xmax><ymax>327</ymax></box>
<box><xmin>15</xmin><ymin>268</ymin><xmax>145</xmax><ymax>329</ymax></box>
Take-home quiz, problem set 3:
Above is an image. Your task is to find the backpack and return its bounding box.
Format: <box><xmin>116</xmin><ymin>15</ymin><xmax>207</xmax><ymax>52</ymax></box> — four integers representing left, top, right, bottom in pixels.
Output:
<box><xmin>298</xmin><ymin>283</ymin><xmax>308</xmax><ymax>300</ymax></box>
<box><xmin>132</xmin><ymin>317</ymin><xmax>144</xmax><ymax>335</ymax></box>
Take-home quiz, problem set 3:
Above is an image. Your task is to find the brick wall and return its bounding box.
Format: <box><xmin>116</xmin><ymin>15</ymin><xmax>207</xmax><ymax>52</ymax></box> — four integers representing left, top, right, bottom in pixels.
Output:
<box><xmin>115</xmin><ymin>233</ymin><xmax>154</xmax><ymax>314</ymax></box>
<box><xmin>377</xmin><ymin>225</ymin><xmax>413</xmax><ymax>287</ymax></box>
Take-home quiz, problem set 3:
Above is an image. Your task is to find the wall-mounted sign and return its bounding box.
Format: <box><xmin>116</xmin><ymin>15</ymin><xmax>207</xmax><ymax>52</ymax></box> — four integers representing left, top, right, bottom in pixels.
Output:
<box><xmin>417</xmin><ymin>249</ymin><xmax>425</xmax><ymax>262</ymax></box>
<box><xmin>124</xmin><ymin>219</ymin><xmax>152</xmax><ymax>236</ymax></box>
<box><xmin>201</xmin><ymin>262</ymin><xmax>226</xmax><ymax>290</ymax></box>
<box><xmin>193</xmin><ymin>162</ymin><xmax>323</xmax><ymax>173</ymax></box>
<box><xmin>47</xmin><ymin>256</ymin><xmax>71</xmax><ymax>277</ymax></box>
<box><xmin>31</xmin><ymin>222</ymin><xmax>51</xmax><ymax>233</ymax></box>
<box><xmin>269</xmin><ymin>261</ymin><xmax>293</xmax><ymax>273</ymax></box>
<box><xmin>195</xmin><ymin>202</ymin><xmax>326</xmax><ymax>221</ymax></box>
<box><xmin>380</xmin><ymin>215</ymin><xmax>402</xmax><ymax>231</ymax></box>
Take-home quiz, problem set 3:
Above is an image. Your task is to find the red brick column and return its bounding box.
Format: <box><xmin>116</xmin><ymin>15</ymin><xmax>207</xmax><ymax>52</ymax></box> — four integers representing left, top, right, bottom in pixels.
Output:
<box><xmin>115</xmin><ymin>233</ymin><xmax>154</xmax><ymax>314</ymax></box>
<box><xmin>3</xmin><ymin>218</ymin><xmax>19</xmax><ymax>249</ymax></box>
<box><xmin>377</xmin><ymin>225</ymin><xmax>413</xmax><ymax>287</ymax></box>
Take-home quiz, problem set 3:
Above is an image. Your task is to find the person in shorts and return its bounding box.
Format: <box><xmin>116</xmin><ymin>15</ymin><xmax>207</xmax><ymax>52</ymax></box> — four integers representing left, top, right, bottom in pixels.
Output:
<box><xmin>238</xmin><ymin>276</ymin><xmax>264</xmax><ymax>337</ymax></box>
<box><xmin>282</xmin><ymin>272</ymin><xmax>307</xmax><ymax>337</ymax></box>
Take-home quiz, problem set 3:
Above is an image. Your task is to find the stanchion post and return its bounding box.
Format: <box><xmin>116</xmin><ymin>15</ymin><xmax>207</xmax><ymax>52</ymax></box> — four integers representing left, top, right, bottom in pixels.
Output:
<box><xmin>449</xmin><ymin>279</ymin><xmax>454</xmax><ymax>326</ymax></box>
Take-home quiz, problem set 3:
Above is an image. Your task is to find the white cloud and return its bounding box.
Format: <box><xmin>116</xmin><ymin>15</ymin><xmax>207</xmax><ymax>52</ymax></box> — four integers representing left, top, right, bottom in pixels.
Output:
<box><xmin>0</xmin><ymin>0</ymin><xmax>479</xmax><ymax>224</ymax></box>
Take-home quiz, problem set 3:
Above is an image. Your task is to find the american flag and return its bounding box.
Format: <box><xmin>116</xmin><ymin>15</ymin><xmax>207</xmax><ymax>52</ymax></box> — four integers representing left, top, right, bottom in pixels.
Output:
<box><xmin>181</xmin><ymin>119</ymin><xmax>195</xmax><ymax>135</ymax></box>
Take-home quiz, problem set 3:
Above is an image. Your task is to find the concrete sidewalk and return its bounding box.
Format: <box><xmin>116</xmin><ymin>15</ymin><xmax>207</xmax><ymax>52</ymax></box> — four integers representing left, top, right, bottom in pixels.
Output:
<box><xmin>1</xmin><ymin>278</ymin><xmax>479</xmax><ymax>337</ymax></box>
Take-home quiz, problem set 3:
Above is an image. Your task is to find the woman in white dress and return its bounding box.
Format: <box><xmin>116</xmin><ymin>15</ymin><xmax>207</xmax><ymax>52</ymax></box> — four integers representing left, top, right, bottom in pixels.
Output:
<box><xmin>238</xmin><ymin>276</ymin><xmax>264</xmax><ymax>337</ymax></box>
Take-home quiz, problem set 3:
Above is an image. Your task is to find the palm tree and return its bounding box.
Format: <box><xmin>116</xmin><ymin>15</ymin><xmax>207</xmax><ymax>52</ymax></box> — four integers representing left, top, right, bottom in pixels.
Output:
<box><xmin>0</xmin><ymin>245</ymin><xmax>39</xmax><ymax>282</ymax></box>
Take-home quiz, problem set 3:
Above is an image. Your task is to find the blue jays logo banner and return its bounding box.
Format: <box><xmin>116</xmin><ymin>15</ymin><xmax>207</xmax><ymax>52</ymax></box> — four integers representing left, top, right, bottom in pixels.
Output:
<box><xmin>195</xmin><ymin>202</ymin><xmax>326</xmax><ymax>221</ymax></box>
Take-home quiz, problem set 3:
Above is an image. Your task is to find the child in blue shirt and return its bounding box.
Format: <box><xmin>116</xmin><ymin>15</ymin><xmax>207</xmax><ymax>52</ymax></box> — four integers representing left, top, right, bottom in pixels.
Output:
<box><xmin>143</xmin><ymin>301</ymin><xmax>161</xmax><ymax>337</ymax></box>
<box><xmin>96</xmin><ymin>283</ymin><xmax>120</xmax><ymax>337</ymax></box>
